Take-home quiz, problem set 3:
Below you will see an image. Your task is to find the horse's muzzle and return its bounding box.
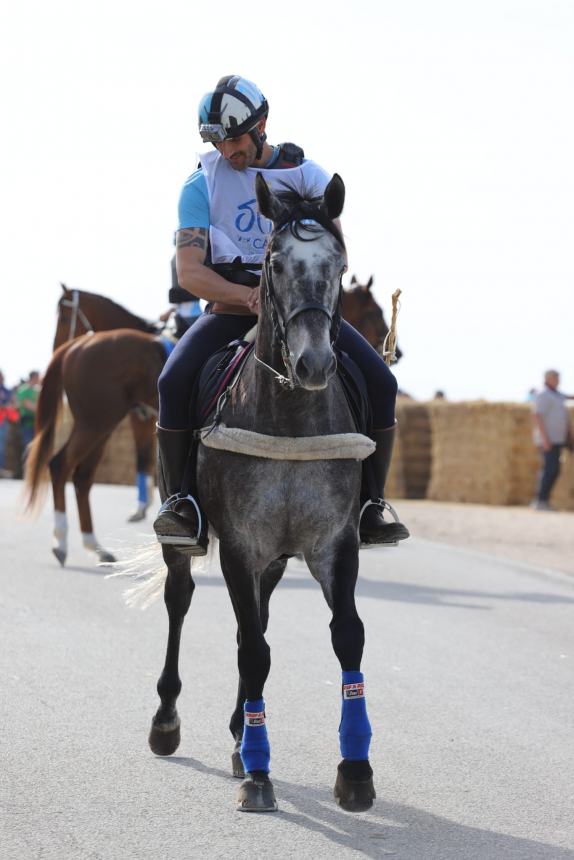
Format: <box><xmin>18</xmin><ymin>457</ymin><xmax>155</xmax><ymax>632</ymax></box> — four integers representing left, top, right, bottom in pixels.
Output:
<box><xmin>293</xmin><ymin>347</ymin><xmax>337</xmax><ymax>390</ymax></box>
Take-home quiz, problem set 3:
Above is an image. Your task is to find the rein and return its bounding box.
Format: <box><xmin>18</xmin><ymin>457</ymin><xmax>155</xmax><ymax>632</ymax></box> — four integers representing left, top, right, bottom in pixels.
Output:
<box><xmin>255</xmin><ymin>232</ymin><xmax>343</xmax><ymax>390</ymax></box>
<box><xmin>59</xmin><ymin>290</ymin><xmax>94</xmax><ymax>340</ymax></box>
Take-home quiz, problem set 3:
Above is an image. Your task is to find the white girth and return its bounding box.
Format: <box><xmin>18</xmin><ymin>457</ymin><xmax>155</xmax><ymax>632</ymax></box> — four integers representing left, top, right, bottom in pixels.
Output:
<box><xmin>199</xmin><ymin>424</ymin><xmax>375</xmax><ymax>461</ymax></box>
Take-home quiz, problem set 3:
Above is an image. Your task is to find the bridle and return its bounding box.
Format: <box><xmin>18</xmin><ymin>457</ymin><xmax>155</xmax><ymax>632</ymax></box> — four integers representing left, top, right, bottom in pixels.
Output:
<box><xmin>58</xmin><ymin>290</ymin><xmax>94</xmax><ymax>341</ymax></box>
<box><xmin>254</xmin><ymin>228</ymin><xmax>344</xmax><ymax>389</ymax></box>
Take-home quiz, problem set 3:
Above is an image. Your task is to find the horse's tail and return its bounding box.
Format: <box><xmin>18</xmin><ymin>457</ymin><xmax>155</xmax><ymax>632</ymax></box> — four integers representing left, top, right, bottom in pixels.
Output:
<box><xmin>24</xmin><ymin>341</ymin><xmax>73</xmax><ymax>514</ymax></box>
<box><xmin>107</xmin><ymin>539</ymin><xmax>217</xmax><ymax>609</ymax></box>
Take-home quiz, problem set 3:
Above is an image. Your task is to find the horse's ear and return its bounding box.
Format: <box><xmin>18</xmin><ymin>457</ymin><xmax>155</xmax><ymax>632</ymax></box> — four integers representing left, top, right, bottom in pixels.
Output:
<box><xmin>350</xmin><ymin>274</ymin><xmax>357</xmax><ymax>285</ymax></box>
<box><xmin>321</xmin><ymin>173</ymin><xmax>345</xmax><ymax>220</ymax></box>
<box><xmin>366</xmin><ymin>276</ymin><xmax>374</xmax><ymax>290</ymax></box>
<box><xmin>60</xmin><ymin>282</ymin><xmax>68</xmax><ymax>294</ymax></box>
<box><xmin>255</xmin><ymin>173</ymin><xmax>287</xmax><ymax>224</ymax></box>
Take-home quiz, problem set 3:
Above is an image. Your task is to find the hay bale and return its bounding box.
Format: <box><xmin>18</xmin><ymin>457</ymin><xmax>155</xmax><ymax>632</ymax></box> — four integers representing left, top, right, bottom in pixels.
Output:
<box><xmin>94</xmin><ymin>416</ymin><xmax>138</xmax><ymax>485</ymax></box>
<box><xmin>53</xmin><ymin>404</ymin><xmax>138</xmax><ymax>487</ymax></box>
<box><xmin>428</xmin><ymin>402</ymin><xmax>574</xmax><ymax>510</ymax></box>
<box><xmin>386</xmin><ymin>402</ymin><xmax>432</xmax><ymax>500</ymax></box>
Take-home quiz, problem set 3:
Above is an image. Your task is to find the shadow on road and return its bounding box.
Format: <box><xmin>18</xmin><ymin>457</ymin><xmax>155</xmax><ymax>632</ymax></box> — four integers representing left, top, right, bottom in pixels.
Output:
<box><xmin>160</xmin><ymin>755</ymin><xmax>573</xmax><ymax>859</ymax></box>
<box><xmin>182</xmin><ymin>572</ymin><xmax>574</xmax><ymax>611</ymax></box>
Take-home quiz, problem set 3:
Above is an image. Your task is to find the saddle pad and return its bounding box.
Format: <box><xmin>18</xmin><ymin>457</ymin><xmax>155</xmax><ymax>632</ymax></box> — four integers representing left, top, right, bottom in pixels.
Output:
<box><xmin>200</xmin><ymin>424</ymin><xmax>375</xmax><ymax>461</ymax></box>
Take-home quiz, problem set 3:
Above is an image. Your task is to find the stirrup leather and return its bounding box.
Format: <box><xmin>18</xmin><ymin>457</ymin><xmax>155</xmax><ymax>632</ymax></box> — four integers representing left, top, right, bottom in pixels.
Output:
<box><xmin>158</xmin><ymin>492</ymin><xmax>204</xmax><ymax>541</ymax></box>
<box><xmin>359</xmin><ymin>497</ymin><xmax>401</xmax><ymax>524</ymax></box>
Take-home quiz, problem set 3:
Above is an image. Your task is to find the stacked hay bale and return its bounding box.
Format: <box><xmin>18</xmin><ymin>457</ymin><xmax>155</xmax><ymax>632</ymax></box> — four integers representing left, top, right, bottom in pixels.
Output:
<box><xmin>95</xmin><ymin>416</ymin><xmax>137</xmax><ymax>485</ymax></box>
<box><xmin>428</xmin><ymin>403</ymin><xmax>574</xmax><ymax>510</ymax></box>
<box><xmin>386</xmin><ymin>401</ymin><xmax>432</xmax><ymax>500</ymax></box>
<box><xmin>53</xmin><ymin>404</ymin><xmax>138</xmax><ymax>486</ymax></box>
<box><xmin>427</xmin><ymin>401</ymin><xmax>516</xmax><ymax>505</ymax></box>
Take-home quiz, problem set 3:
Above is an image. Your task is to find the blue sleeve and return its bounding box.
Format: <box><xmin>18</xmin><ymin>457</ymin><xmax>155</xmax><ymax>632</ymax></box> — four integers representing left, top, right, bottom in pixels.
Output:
<box><xmin>177</xmin><ymin>169</ymin><xmax>210</xmax><ymax>230</ymax></box>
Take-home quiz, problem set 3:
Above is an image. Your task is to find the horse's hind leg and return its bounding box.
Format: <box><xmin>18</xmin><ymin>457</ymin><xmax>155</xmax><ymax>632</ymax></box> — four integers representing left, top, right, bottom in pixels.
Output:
<box><xmin>72</xmin><ymin>434</ymin><xmax>116</xmax><ymax>563</ymax></box>
<box><xmin>127</xmin><ymin>411</ymin><xmax>156</xmax><ymax>522</ymax></box>
<box><xmin>308</xmin><ymin>530</ymin><xmax>376</xmax><ymax>812</ymax></box>
<box><xmin>149</xmin><ymin>545</ymin><xmax>194</xmax><ymax>756</ymax></box>
<box><xmin>219</xmin><ymin>547</ymin><xmax>278</xmax><ymax>812</ymax></box>
<box><xmin>49</xmin><ymin>426</ymin><xmax>103</xmax><ymax>566</ymax></box>
<box><xmin>229</xmin><ymin>557</ymin><xmax>287</xmax><ymax>779</ymax></box>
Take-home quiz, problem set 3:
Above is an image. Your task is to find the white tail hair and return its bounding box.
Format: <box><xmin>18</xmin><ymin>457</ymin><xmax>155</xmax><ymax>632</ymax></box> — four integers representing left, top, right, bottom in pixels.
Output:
<box><xmin>107</xmin><ymin>536</ymin><xmax>217</xmax><ymax>609</ymax></box>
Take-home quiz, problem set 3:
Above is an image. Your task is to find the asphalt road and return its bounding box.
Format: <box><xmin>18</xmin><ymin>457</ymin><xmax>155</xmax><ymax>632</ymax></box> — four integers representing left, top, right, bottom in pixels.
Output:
<box><xmin>1</xmin><ymin>481</ymin><xmax>574</xmax><ymax>860</ymax></box>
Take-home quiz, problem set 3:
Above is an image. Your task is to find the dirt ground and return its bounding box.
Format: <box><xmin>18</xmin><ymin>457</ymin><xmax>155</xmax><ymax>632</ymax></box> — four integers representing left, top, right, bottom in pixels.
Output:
<box><xmin>395</xmin><ymin>499</ymin><xmax>574</xmax><ymax>576</ymax></box>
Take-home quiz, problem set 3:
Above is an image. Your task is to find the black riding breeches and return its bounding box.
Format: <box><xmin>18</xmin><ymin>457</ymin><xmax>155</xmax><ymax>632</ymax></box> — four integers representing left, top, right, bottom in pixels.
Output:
<box><xmin>158</xmin><ymin>312</ymin><xmax>258</xmax><ymax>429</ymax></box>
<box><xmin>158</xmin><ymin>313</ymin><xmax>397</xmax><ymax>430</ymax></box>
<box><xmin>337</xmin><ymin>320</ymin><xmax>397</xmax><ymax>429</ymax></box>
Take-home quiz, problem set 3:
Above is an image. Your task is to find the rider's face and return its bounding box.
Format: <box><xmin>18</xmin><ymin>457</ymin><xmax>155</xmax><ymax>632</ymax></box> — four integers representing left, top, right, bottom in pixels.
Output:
<box><xmin>216</xmin><ymin>132</ymin><xmax>257</xmax><ymax>170</ymax></box>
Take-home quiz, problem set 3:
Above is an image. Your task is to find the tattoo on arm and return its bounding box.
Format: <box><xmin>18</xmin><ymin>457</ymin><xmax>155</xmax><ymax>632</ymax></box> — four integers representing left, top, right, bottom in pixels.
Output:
<box><xmin>176</xmin><ymin>227</ymin><xmax>208</xmax><ymax>250</ymax></box>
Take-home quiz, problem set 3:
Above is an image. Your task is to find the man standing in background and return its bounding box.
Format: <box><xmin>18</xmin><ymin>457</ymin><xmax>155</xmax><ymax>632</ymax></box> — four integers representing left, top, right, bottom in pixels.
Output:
<box><xmin>16</xmin><ymin>370</ymin><xmax>41</xmax><ymax>456</ymax></box>
<box><xmin>0</xmin><ymin>370</ymin><xmax>14</xmax><ymax>477</ymax></box>
<box><xmin>531</xmin><ymin>369</ymin><xmax>574</xmax><ymax>511</ymax></box>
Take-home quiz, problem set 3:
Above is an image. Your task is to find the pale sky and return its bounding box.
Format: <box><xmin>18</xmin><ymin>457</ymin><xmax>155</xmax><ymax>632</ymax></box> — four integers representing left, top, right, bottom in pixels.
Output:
<box><xmin>1</xmin><ymin>0</ymin><xmax>572</xmax><ymax>401</ymax></box>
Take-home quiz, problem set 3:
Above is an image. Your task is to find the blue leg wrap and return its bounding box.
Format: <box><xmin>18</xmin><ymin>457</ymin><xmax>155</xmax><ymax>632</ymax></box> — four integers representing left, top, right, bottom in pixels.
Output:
<box><xmin>240</xmin><ymin>698</ymin><xmax>270</xmax><ymax>774</ymax></box>
<box><xmin>339</xmin><ymin>671</ymin><xmax>372</xmax><ymax>761</ymax></box>
<box><xmin>136</xmin><ymin>472</ymin><xmax>148</xmax><ymax>504</ymax></box>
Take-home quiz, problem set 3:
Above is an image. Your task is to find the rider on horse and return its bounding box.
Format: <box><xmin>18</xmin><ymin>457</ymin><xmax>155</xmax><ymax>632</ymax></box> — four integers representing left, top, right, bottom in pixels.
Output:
<box><xmin>153</xmin><ymin>74</ymin><xmax>409</xmax><ymax>554</ymax></box>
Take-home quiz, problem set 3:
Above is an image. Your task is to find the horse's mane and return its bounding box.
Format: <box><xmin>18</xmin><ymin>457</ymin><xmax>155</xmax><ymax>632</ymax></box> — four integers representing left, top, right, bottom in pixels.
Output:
<box><xmin>59</xmin><ymin>286</ymin><xmax>155</xmax><ymax>330</ymax></box>
<box><xmin>273</xmin><ymin>184</ymin><xmax>345</xmax><ymax>250</ymax></box>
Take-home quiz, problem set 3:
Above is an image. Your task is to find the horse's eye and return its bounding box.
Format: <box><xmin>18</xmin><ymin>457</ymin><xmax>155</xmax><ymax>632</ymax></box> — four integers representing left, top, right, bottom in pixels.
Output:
<box><xmin>271</xmin><ymin>260</ymin><xmax>284</xmax><ymax>274</ymax></box>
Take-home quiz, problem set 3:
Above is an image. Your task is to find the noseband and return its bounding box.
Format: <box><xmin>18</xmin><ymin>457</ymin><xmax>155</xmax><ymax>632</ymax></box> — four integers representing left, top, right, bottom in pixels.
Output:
<box><xmin>255</xmin><ymin>231</ymin><xmax>344</xmax><ymax>388</ymax></box>
<box><xmin>58</xmin><ymin>290</ymin><xmax>94</xmax><ymax>341</ymax></box>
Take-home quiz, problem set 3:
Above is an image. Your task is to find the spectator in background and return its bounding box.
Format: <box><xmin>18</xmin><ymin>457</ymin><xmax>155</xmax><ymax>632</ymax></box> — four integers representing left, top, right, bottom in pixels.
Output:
<box><xmin>0</xmin><ymin>370</ymin><xmax>14</xmax><ymax>477</ymax></box>
<box><xmin>531</xmin><ymin>369</ymin><xmax>574</xmax><ymax>511</ymax></box>
<box><xmin>433</xmin><ymin>390</ymin><xmax>446</xmax><ymax>400</ymax></box>
<box><xmin>16</xmin><ymin>370</ymin><xmax>41</xmax><ymax>455</ymax></box>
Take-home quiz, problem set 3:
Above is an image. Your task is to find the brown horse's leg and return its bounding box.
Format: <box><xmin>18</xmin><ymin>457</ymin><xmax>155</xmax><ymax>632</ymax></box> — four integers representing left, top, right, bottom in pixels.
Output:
<box><xmin>72</xmin><ymin>434</ymin><xmax>116</xmax><ymax>564</ymax></box>
<box><xmin>49</xmin><ymin>426</ymin><xmax>108</xmax><ymax>566</ymax></box>
<box><xmin>127</xmin><ymin>411</ymin><xmax>157</xmax><ymax>522</ymax></box>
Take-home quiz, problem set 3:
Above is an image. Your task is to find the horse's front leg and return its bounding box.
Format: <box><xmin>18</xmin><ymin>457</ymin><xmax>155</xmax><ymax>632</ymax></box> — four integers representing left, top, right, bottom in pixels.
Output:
<box><xmin>308</xmin><ymin>529</ymin><xmax>376</xmax><ymax>812</ymax></box>
<box><xmin>229</xmin><ymin>557</ymin><xmax>287</xmax><ymax>779</ymax></box>
<box><xmin>220</xmin><ymin>546</ymin><xmax>278</xmax><ymax>813</ymax></box>
<box><xmin>149</xmin><ymin>546</ymin><xmax>195</xmax><ymax>756</ymax></box>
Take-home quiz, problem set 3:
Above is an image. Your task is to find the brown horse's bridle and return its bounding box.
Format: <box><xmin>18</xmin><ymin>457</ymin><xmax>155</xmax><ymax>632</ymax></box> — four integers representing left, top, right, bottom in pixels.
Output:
<box><xmin>59</xmin><ymin>290</ymin><xmax>94</xmax><ymax>340</ymax></box>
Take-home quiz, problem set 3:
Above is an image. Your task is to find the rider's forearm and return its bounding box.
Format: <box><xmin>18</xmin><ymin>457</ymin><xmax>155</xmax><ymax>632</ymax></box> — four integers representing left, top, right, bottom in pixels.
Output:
<box><xmin>177</xmin><ymin>259</ymin><xmax>254</xmax><ymax>308</ymax></box>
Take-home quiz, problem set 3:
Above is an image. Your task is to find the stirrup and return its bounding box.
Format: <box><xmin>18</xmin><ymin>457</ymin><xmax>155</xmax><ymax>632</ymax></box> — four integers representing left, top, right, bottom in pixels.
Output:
<box><xmin>359</xmin><ymin>497</ymin><xmax>401</xmax><ymax>523</ymax></box>
<box><xmin>156</xmin><ymin>492</ymin><xmax>204</xmax><ymax>545</ymax></box>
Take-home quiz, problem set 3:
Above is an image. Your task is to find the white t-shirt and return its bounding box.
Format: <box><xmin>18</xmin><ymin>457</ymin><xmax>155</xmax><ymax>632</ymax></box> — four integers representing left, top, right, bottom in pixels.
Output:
<box><xmin>199</xmin><ymin>150</ymin><xmax>331</xmax><ymax>272</ymax></box>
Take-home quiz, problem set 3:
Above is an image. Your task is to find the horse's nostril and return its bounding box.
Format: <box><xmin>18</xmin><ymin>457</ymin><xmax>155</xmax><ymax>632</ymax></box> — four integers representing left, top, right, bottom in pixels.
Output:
<box><xmin>294</xmin><ymin>351</ymin><xmax>336</xmax><ymax>388</ymax></box>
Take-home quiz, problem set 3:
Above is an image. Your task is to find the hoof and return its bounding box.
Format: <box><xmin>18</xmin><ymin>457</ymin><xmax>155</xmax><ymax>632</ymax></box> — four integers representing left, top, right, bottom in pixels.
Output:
<box><xmin>231</xmin><ymin>748</ymin><xmax>245</xmax><ymax>779</ymax></box>
<box><xmin>52</xmin><ymin>547</ymin><xmax>67</xmax><ymax>567</ymax></box>
<box><xmin>334</xmin><ymin>760</ymin><xmax>376</xmax><ymax>812</ymax></box>
<box><xmin>149</xmin><ymin>717</ymin><xmax>181</xmax><ymax>756</ymax></box>
<box><xmin>127</xmin><ymin>510</ymin><xmax>146</xmax><ymax>523</ymax></box>
<box><xmin>97</xmin><ymin>550</ymin><xmax>117</xmax><ymax>564</ymax></box>
<box><xmin>236</xmin><ymin>772</ymin><xmax>277</xmax><ymax>813</ymax></box>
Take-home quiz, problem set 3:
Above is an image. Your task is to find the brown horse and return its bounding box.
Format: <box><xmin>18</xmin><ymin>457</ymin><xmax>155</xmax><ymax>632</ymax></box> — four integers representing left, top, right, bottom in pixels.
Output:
<box><xmin>25</xmin><ymin>281</ymin><xmax>400</xmax><ymax>565</ymax></box>
<box><xmin>25</xmin><ymin>329</ymin><xmax>166</xmax><ymax>565</ymax></box>
<box><xmin>342</xmin><ymin>275</ymin><xmax>403</xmax><ymax>362</ymax></box>
<box><xmin>53</xmin><ymin>283</ymin><xmax>159</xmax><ymax>349</ymax></box>
<box><xmin>54</xmin><ymin>284</ymin><xmax>163</xmax><ymax>522</ymax></box>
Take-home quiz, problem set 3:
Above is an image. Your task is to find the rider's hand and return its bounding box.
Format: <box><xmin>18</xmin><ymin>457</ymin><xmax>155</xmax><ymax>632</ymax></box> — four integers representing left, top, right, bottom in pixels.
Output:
<box><xmin>246</xmin><ymin>287</ymin><xmax>260</xmax><ymax>315</ymax></box>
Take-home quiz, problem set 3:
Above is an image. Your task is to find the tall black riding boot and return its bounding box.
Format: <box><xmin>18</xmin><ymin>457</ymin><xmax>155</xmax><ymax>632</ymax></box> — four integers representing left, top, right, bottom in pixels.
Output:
<box><xmin>153</xmin><ymin>426</ymin><xmax>208</xmax><ymax>555</ymax></box>
<box><xmin>359</xmin><ymin>424</ymin><xmax>410</xmax><ymax>546</ymax></box>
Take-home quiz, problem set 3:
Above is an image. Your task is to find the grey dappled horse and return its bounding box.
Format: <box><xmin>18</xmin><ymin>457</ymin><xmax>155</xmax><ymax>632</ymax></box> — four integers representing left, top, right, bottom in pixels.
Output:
<box><xmin>149</xmin><ymin>173</ymin><xmax>375</xmax><ymax>813</ymax></box>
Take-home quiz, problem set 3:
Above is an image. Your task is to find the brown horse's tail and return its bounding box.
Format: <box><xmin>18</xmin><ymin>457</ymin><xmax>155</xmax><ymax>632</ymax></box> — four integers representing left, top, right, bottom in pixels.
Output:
<box><xmin>24</xmin><ymin>341</ymin><xmax>73</xmax><ymax>514</ymax></box>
